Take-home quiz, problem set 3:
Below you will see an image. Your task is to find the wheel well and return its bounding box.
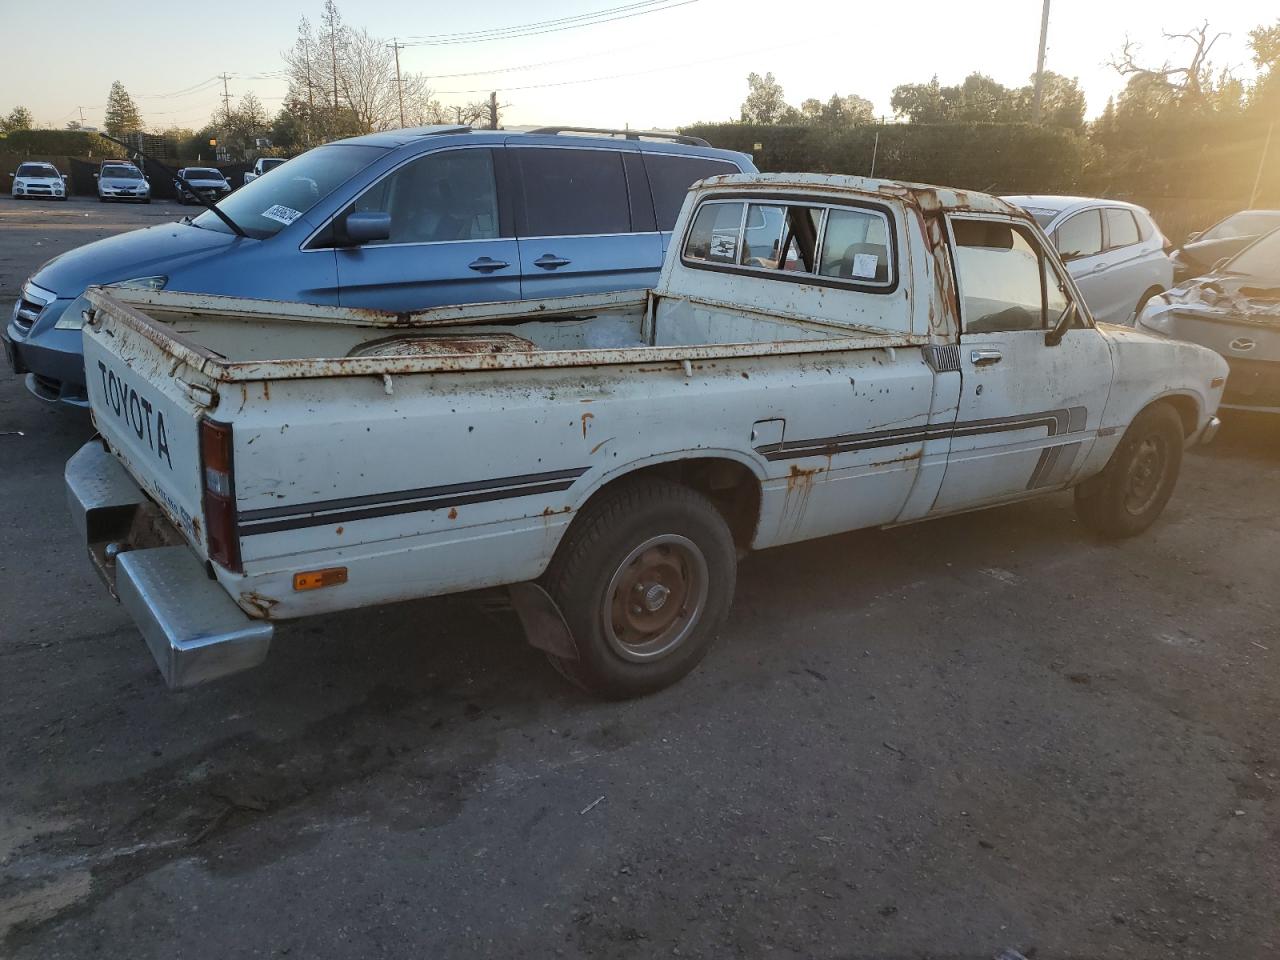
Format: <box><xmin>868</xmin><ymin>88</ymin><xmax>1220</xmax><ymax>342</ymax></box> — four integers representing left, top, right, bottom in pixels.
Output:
<box><xmin>583</xmin><ymin>459</ymin><xmax>762</xmax><ymax>551</ymax></box>
<box><xmin>1153</xmin><ymin>394</ymin><xmax>1198</xmax><ymax>438</ymax></box>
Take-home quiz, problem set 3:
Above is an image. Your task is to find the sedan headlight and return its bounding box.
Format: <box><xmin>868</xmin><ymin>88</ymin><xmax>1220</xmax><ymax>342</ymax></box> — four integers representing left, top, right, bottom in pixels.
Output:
<box><xmin>53</xmin><ymin>278</ymin><xmax>168</xmax><ymax>330</ymax></box>
<box><xmin>1136</xmin><ymin>298</ymin><xmax>1174</xmax><ymax>337</ymax></box>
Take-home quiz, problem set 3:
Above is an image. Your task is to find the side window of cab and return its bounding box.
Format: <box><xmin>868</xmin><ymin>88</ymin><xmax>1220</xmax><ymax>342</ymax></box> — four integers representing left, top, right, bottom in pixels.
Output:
<box><xmin>951</xmin><ymin>218</ymin><xmax>1074</xmax><ymax>334</ymax></box>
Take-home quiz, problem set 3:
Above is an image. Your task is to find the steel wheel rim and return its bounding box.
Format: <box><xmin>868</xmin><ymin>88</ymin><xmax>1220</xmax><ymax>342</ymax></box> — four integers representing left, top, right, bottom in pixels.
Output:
<box><xmin>602</xmin><ymin>534</ymin><xmax>709</xmax><ymax>663</ymax></box>
<box><xmin>1123</xmin><ymin>435</ymin><xmax>1167</xmax><ymax>515</ymax></box>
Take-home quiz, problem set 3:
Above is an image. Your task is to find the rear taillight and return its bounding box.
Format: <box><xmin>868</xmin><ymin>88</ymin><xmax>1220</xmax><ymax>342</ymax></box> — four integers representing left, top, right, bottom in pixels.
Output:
<box><xmin>199</xmin><ymin>418</ymin><xmax>241</xmax><ymax>572</ymax></box>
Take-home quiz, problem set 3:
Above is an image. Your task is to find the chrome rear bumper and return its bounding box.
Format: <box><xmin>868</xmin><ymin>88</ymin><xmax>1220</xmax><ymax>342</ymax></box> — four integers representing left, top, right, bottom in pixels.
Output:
<box><xmin>66</xmin><ymin>440</ymin><xmax>272</xmax><ymax>689</ymax></box>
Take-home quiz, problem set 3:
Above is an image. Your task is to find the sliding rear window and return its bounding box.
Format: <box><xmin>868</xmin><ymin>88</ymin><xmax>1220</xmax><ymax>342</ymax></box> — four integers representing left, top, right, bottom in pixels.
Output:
<box><xmin>681</xmin><ymin>197</ymin><xmax>896</xmax><ymax>291</ymax></box>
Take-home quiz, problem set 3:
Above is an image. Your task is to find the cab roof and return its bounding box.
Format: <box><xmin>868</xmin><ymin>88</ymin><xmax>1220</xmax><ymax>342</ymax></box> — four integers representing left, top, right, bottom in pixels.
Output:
<box><xmin>697</xmin><ymin>172</ymin><xmax>1027</xmax><ymax>218</ymax></box>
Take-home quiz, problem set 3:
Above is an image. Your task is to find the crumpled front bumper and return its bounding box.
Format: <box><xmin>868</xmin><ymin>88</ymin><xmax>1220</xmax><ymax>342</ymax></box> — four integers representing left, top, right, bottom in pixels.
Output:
<box><xmin>66</xmin><ymin>440</ymin><xmax>272</xmax><ymax>689</ymax></box>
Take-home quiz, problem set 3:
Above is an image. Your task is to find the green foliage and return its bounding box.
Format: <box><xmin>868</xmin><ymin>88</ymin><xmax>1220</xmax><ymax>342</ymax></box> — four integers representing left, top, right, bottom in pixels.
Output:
<box><xmin>890</xmin><ymin>71</ymin><xmax>1085</xmax><ymax>130</ymax></box>
<box><xmin>0</xmin><ymin>128</ymin><xmax>117</xmax><ymax>157</ymax></box>
<box><xmin>103</xmin><ymin>81</ymin><xmax>143</xmax><ymax>138</ymax></box>
<box><xmin>681</xmin><ymin>122</ymin><xmax>1094</xmax><ymax>195</ymax></box>
<box><xmin>0</xmin><ymin>106</ymin><xmax>33</xmax><ymax>133</ymax></box>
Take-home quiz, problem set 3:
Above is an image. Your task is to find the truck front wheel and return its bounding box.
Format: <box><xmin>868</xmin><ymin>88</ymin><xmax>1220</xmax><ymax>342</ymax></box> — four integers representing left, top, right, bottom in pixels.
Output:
<box><xmin>1074</xmin><ymin>402</ymin><xmax>1184</xmax><ymax>538</ymax></box>
<box><xmin>542</xmin><ymin>477</ymin><xmax>737</xmax><ymax>698</ymax></box>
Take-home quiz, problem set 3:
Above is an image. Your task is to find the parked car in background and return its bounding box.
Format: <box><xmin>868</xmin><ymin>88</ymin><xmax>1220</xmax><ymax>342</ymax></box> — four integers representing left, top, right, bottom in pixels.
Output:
<box><xmin>1171</xmin><ymin>209</ymin><xmax>1280</xmax><ymax>283</ymax></box>
<box><xmin>175</xmin><ymin>167</ymin><xmax>232</xmax><ymax>204</ymax></box>
<box><xmin>68</xmin><ymin>174</ymin><xmax>1227</xmax><ymax>693</ymax></box>
<box><xmin>242</xmin><ymin>156</ymin><xmax>286</xmax><ymax>186</ymax></box>
<box><xmin>9</xmin><ymin>162</ymin><xmax>68</xmax><ymax>200</ymax></box>
<box><xmin>4</xmin><ymin>125</ymin><xmax>754</xmax><ymax>405</ymax></box>
<box><xmin>1138</xmin><ymin>227</ymin><xmax>1280</xmax><ymax>415</ymax></box>
<box><xmin>1003</xmin><ymin>195</ymin><xmax>1173</xmax><ymax>325</ymax></box>
<box><xmin>96</xmin><ymin>161</ymin><xmax>151</xmax><ymax>203</ymax></box>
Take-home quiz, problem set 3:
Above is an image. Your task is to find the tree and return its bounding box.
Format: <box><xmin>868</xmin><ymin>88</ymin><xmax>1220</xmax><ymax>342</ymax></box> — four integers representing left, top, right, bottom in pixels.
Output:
<box><xmin>740</xmin><ymin>72</ymin><xmax>791</xmax><ymax>124</ymax></box>
<box><xmin>0</xmin><ymin>106</ymin><xmax>34</xmax><ymax>133</ymax></box>
<box><xmin>104</xmin><ymin>81</ymin><xmax>143</xmax><ymax>137</ymax></box>
<box><xmin>1247</xmin><ymin>19</ymin><xmax>1280</xmax><ymax>115</ymax></box>
<box><xmin>1109</xmin><ymin>21</ymin><xmax>1232</xmax><ymax>112</ymax></box>
<box><xmin>218</xmin><ymin>92</ymin><xmax>271</xmax><ymax>159</ymax></box>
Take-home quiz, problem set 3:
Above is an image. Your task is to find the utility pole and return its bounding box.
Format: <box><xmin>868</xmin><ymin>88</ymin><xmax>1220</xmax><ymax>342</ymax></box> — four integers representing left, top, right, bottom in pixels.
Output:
<box><xmin>1248</xmin><ymin>122</ymin><xmax>1275</xmax><ymax>208</ymax></box>
<box><xmin>488</xmin><ymin>91</ymin><xmax>499</xmax><ymax>130</ymax></box>
<box><xmin>1031</xmin><ymin>0</ymin><xmax>1051</xmax><ymax>123</ymax></box>
<box><xmin>219</xmin><ymin>72</ymin><xmax>233</xmax><ymax>126</ymax></box>
<box><xmin>387</xmin><ymin>39</ymin><xmax>406</xmax><ymax>129</ymax></box>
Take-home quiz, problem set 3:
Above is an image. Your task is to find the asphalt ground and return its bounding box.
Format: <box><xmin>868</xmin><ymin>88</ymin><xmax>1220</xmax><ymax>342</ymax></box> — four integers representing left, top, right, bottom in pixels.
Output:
<box><xmin>1</xmin><ymin>195</ymin><xmax>1277</xmax><ymax>959</ymax></box>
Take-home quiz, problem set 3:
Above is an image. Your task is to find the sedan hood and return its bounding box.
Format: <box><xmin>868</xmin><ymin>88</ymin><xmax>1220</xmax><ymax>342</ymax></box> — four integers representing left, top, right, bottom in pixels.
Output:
<box><xmin>30</xmin><ymin>221</ymin><xmax>245</xmax><ymax>297</ymax></box>
<box><xmin>1156</xmin><ymin>274</ymin><xmax>1280</xmax><ymax>326</ymax></box>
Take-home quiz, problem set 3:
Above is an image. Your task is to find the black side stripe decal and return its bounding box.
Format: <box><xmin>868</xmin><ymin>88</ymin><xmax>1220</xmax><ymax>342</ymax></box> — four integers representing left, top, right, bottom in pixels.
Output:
<box><xmin>237</xmin><ymin>467</ymin><xmax>589</xmax><ymax>537</ymax></box>
<box><xmin>755</xmin><ymin>406</ymin><xmax>1087</xmax><ymax>461</ymax></box>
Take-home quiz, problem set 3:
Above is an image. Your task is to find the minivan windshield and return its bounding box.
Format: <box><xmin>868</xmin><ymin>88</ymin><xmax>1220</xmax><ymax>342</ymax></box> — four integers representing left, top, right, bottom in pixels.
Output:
<box><xmin>1224</xmin><ymin>228</ymin><xmax>1280</xmax><ymax>281</ymax></box>
<box><xmin>17</xmin><ymin>164</ymin><xmax>57</xmax><ymax>178</ymax></box>
<box><xmin>101</xmin><ymin>164</ymin><xmax>142</xmax><ymax>179</ymax></box>
<box><xmin>191</xmin><ymin>144</ymin><xmax>384</xmax><ymax>239</ymax></box>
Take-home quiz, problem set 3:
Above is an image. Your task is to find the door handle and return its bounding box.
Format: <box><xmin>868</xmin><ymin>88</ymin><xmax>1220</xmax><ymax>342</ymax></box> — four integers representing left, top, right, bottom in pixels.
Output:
<box><xmin>1092</xmin><ymin>262</ymin><xmax>1108</xmax><ymax>271</ymax></box>
<box><xmin>970</xmin><ymin>348</ymin><xmax>1003</xmax><ymax>366</ymax></box>
<box><xmin>533</xmin><ymin>254</ymin><xmax>572</xmax><ymax>270</ymax></box>
<box><xmin>468</xmin><ymin>256</ymin><xmax>510</xmax><ymax>273</ymax></box>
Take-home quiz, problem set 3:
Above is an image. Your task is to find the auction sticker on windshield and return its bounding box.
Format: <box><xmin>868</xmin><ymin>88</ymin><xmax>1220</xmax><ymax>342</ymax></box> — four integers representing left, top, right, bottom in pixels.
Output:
<box><xmin>262</xmin><ymin>204</ymin><xmax>302</xmax><ymax>226</ymax></box>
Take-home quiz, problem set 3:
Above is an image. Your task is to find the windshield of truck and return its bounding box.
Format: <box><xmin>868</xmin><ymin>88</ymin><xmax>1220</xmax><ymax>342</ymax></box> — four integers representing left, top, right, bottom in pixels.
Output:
<box><xmin>191</xmin><ymin>144</ymin><xmax>384</xmax><ymax>239</ymax></box>
<box><xmin>17</xmin><ymin>164</ymin><xmax>57</xmax><ymax>178</ymax></box>
<box><xmin>187</xmin><ymin>168</ymin><xmax>224</xmax><ymax>180</ymax></box>
<box><xmin>260</xmin><ymin>158</ymin><xmax>285</xmax><ymax>170</ymax></box>
<box><xmin>1224</xmin><ymin>228</ymin><xmax>1280</xmax><ymax>281</ymax></box>
<box><xmin>101</xmin><ymin>164</ymin><xmax>141</xmax><ymax>179</ymax></box>
<box><xmin>1200</xmin><ymin>211</ymin><xmax>1280</xmax><ymax>242</ymax></box>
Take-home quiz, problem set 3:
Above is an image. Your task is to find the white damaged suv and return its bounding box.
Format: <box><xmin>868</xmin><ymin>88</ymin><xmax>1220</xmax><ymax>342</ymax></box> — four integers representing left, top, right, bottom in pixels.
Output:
<box><xmin>9</xmin><ymin>162</ymin><xmax>68</xmax><ymax>201</ymax></box>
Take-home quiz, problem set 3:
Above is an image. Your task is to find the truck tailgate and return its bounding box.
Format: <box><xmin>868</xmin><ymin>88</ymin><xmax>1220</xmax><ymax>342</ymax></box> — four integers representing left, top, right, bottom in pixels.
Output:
<box><xmin>82</xmin><ymin>301</ymin><xmax>211</xmax><ymax>556</ymax></box>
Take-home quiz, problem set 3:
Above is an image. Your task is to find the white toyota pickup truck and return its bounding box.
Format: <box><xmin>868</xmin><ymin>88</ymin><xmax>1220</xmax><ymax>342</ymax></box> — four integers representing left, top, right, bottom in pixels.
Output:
<box><xmin>67</xmin><ymin>173</ymin><xmax>1227</xmax><ymax>697</ymax></box>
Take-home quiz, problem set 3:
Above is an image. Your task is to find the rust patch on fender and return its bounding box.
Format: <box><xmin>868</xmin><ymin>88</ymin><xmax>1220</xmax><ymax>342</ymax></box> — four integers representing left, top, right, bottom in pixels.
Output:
<box><xmin>580</xmin><ymin>411</ymin><xmax>594</xmax><ymax>439</ymax></box>
<box><xmin>871</xmin><ymin>448</ymin><xmax>923</xmax><ymax>468</ymax></box>
<box><xmin>240</xmin><ymin>591</ymin><xmax>279</xmax><ymax>619</ymax></box>
<box><xmin>448</xmin><ymin>507</ymin><xmax>458</xmax><ymax>520</ymax></box>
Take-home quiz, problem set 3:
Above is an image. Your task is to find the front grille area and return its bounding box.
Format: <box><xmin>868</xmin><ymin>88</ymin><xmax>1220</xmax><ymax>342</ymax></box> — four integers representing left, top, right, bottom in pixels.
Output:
<box><xmin>14</xmin><ymin>296</ymin><xmax>44</xmax><ymax>333</ymax></box>
<box><xmin>1224</xmin><ymin>357</ymin><xmax>1280</xmax><ymax>407</ymax></box>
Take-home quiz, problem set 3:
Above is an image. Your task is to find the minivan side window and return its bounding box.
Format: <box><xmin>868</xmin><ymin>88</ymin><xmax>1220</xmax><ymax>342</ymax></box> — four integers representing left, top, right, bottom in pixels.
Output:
<box><xmin>644</xmin><ymin>155</ymin><xmax>740</xmax><ymax>231</ymax></box>
<box><xmin>953</xmin><ymin>218</ymin><xmax>1065</xmax><ymax>334</ymax></box>
<box><xmin>1054</xmin><ymin>210</ymin><xmax>1103</xmax><ymax>260</ymax></box>
<box><xmin>352</xmin><ymin>149</ymin><xmax>499</xmax><ymax>245</ymax></box>
<box><xmin>514</xmin><ymin>148</ymin><xmax>631</xmax><ymax>237</ymax></box>
<box><xmin>1105</xmin><ymin>207</ymin><xmax>1141</xmax><ymax>248</ymax></box>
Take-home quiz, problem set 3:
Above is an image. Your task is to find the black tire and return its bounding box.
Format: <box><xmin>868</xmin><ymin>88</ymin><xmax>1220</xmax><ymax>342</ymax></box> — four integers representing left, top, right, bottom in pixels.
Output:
<box><xmin>1074</xmin><ymin>402</ymin><xmax>1184</xmax><ymax>538</ymax></box>
<box><xmin>542</xmin><ymin>476</ymin><xmax>737</xmax><ymax>699</ymax></box>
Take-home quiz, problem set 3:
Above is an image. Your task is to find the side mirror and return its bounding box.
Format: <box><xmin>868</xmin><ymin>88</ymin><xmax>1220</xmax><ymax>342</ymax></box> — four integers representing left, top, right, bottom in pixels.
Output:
<box><xmin>6</xmin><ymin>173</ymin><xmax>12</xmax><ymax>179</ymax></box>
<box><xmin>61</xmin><ymin>174</ymin><xmax>68</xmax><ymax>182</ymax></box>
<box><xmin>344</xmin><ymin>211</ymin><xmax>391</xmax><ymax>245</ymax></box>
<box><xmin>1045</xmin><ymin>301</ymin><xmax>1078</xmax><ymax>347</ymax></box>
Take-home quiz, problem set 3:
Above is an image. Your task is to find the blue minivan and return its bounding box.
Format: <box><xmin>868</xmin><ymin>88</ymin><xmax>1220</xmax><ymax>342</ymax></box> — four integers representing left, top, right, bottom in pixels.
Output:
<box><xmin>3</xmin><ymin>125</ymin><xmax>754</xmax><ymax>405</ymax></box>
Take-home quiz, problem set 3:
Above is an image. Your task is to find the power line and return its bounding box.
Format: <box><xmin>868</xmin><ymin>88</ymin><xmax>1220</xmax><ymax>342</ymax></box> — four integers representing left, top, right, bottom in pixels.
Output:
<box><xmin>402</xmin><ymin>0</ymin><xmax>698</xmax><ymax>47</ymax></box>
<box><xmin>434</xmin><ymin>38</ymin><xmax>800</xmax><ymax>95</ymax></box>
<box><xmin>403</xmin><ymin>0</ymin><xmax>677</xmax><ymax>43</ymax></box>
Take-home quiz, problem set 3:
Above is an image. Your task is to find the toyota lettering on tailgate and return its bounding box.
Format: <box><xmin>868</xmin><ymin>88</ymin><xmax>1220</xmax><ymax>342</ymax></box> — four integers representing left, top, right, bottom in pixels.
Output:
<box><xmin>95</xmin><ymin>359</ymin><xmax>173</xmax><ymax>469</ymax></box>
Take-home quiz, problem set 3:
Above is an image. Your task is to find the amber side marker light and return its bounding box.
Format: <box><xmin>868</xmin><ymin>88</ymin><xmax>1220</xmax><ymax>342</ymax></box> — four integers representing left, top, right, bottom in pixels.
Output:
<box><xmin>293</xmin><ymin>567</ymin><xmax>348</xmax><ymax>591</ymax></box>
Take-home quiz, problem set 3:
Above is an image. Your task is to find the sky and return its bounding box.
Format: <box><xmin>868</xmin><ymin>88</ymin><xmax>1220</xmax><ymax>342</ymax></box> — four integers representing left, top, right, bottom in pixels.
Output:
<box><xmin>0</xmin><ymin>0</ymin><xmax>1270</xmax><ymax>133</ymax></box>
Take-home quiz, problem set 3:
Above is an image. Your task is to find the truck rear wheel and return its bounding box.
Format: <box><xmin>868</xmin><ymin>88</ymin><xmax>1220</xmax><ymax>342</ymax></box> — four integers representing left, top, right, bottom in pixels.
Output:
<box><xmin>1074</xmin><ymin>402</ymin><xmax>1184</xmax><ymax>539</ymax></box>
<box><xmin>542</xmin><ymin>477</ymin><xmax>737</xmax><ymax>698</ymax></box>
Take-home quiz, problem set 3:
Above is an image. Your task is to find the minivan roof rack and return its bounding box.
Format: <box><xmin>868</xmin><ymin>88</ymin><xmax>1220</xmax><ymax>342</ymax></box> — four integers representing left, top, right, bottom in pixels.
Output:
<box><xmin>526</xmin><ymin>126</ymin><xmax>711</xmax><ymax>147</ymax></box>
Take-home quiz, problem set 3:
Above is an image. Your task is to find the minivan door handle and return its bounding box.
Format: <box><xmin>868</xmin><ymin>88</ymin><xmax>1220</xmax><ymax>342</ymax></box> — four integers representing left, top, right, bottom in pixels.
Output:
<box><xmin>533</xmin><ymin>254</ymin><xmax>572</xmax><ymax>270</ymax></box>
<box><xmin>468</xmin><ymin>256</ymin><xmax>510</xmax><ymax>273</ymax></box>
<box><xmin>970</xmin><ymin>348</ymin><xmax>1003</xmax><ymax>366</ymax></box>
